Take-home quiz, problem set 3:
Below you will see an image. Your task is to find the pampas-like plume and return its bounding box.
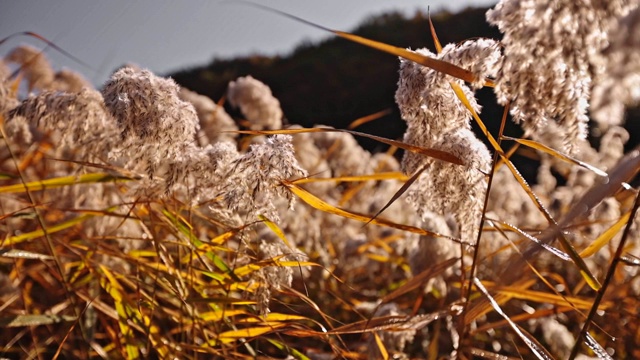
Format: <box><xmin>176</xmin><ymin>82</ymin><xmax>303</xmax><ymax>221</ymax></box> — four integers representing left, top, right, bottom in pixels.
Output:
<box><xmin>487</xmin><ymin>0</ymin><xmax>637</xmax><ymax>153</ymax></box>
<box><xmin>227</xmin><ymin>75</ymin><xmax>283</xmax><ymax>130</ymax></box>
<box><xmin>6</xmin><ymin>45</ymin><xmax>55</xmax><ymax>91</ymax></box>
<box><xmin>179</xmin><ymin>88</ymin><xmax>238</xmax><ymax>144</ymax></box>
<box><xmin>101</xmin><ymin>67</ymin><xmax>201</xmax><ymax>186</ymax></box>
<box><xmin>9</xmin><ymin>88</ymin><xmax>118</xmax><ymax>158</ymax></box>
<box><xmin>591</xmin><ymin>7</ymin><xmax>640</xmax><ymax>127</ymax></box>
<box><xmin>220</xmin><ymin>134</ymin><xmax>307</xmax><ymax>222</ymax></box>
<box><xmin>396</xmin><ymin>39</ymin><xmax>498</xmax><ymax>242</ymax></box>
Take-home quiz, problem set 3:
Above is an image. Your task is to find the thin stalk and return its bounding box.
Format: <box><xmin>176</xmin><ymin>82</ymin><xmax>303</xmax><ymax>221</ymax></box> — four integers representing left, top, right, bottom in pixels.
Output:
<box><xmin>459</xmin><ymin>101</ymin><xmax>510</xmax><ymax>351</ymax></box>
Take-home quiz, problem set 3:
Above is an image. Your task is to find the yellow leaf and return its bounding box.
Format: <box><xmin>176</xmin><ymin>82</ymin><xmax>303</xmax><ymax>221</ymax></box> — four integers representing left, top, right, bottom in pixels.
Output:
<box><xmin>580</xmin><ymin>212</ymin><xmax>630</xmax><ymax>258</ymax></box>
<box><xmin>503</xmin><ymin>136</ymin><xmax>607</xmax><ymax>177</ymax></box>
<box><xmin>283</xmin><ymin>180</ymin><xmax>462</xmax><ymax>243</ymax></box>
<box><xmin>259</xmin><ymin>215</ymin><xmax>292</xmax><ymax>248</ymax></box>
<box><xmin>0</xmin><ymin>172</ymin><xmax>132</xmax><ymax>194</ymax></box>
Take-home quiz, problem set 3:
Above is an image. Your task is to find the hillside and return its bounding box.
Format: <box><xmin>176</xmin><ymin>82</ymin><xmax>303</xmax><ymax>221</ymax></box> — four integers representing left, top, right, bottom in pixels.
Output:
<box><xmin>170</xmin><ymin>7</ymin><xmax>505</xmax><ymax>144</ymax></box>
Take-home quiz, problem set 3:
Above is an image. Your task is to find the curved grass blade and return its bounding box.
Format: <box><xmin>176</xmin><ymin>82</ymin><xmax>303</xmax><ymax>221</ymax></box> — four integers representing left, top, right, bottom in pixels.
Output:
<box><xmin>347</xmin><ymin>109</ymin><xmax>391</xmax><ymax>130</ymax></box>
<box><xmin>282</xmin><ymin>180</ymin><xmax>469</xmax><ymax>245</ymax></box>
<box><xmin>0</xmin><ymin>31</ymin><xmax>95</xmax><ymax>71</ymax></box>
<box><xmin>4</xmin><ymin>213</ymin><xmax>95</xmax><ymax>246</ymax></box>
<box><xmin>259</xmin><ymin>215</ymin><xmax>292</xmax><ymax>248</ymax></box>
<box><xmin>580</xmin><ymin>212</ymin><xmax>630</xmax><ymax>258</ymax></box>
<box><xmin>502</xmin><ymin>136</ymin><xmax>608</xmax><ymax>177</ymax></box>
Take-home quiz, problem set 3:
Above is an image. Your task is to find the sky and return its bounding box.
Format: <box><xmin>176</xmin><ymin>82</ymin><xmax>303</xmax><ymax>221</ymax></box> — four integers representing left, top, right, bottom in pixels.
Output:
<box><xmin>0</xmin><ymin>0</ymin><xmax>497</xmax><ymax>85</ymax></box>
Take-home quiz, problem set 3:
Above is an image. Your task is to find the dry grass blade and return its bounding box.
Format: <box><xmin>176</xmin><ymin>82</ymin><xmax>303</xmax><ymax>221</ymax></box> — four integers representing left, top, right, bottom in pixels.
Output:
<box><xmin>373</xmin><ymin>332</ymin><xmax>390</xmax><ymax>360</ymax></box>
<box><xmin>512</xmin><ymin>146</ymin><xmax>640</xmax><ymax>291</ymax></box>
<box><xmin>0</xmin><ymin>249</ymin><xmax>53</xmax><ymax>260</ymax></box>
<box><xmin>0</xmin><ymin>31</ymin><xmax>94</xmax><ymax>71</ymax></box>
<box><xmin>292</xmin><ymin>172</ymin><xmax>407</xmax><ymax>184</ymax></box>
<box><xmin>347</xmin><ymin>109</ymin><xmax>391</xmax><ymax>130</ymax></box>
<box><xmin>579</xmin><ymin>212</ymin><xmax>631</xmax><ymax>258</ymax></box>
<box><xmin>428</xmin><ymin>10</ymin><xmax>443</xmax><ymax>53</ymax></box>
<box><xmin>502</xmin><ymin>136</ymin><xmax>608</xmax><ymax>177</ymax></box>
<box><xmin>325</xmin><ymin>312</ymin><xmax>446</xmax><ymax>335</ymax></box>
<box><xmin>236</xmin><ymin>127</ymin><xmax>463</xmax><ymax>165</ymax></box>
<box><xmin>464</xmin><ymin>279</ymin><xmax>535</xmax><ymax>324</ymax></box>
<box><xmin>366</xmin><ymin>163</ymin><xmax>428</xmax><ymax>226</ymax></box>
<box><xmin>4</xmin><ymin>213</ymin><xmax>95</xmax><ymax>246</ymax></box>
<box><xmin>570</xmin><ymin>185</ymin><xmax>640</xmax><ymax>359</ymax></box>
<box><xmin>489</xmin><ymin>220</ymin><xmax>570</xmax><ymax>261</ymax></box>
<box><xmin>0</xmin><ymin>315</ymin><xmax>76</xmax><ymax>327</ymax></box>
<box><xmin>473</xmin><ymin>278</ymin><xmax>555</xmax><ymax>360</ymax></box>
<box><xmin>282</xmin><ymin>180</ymin><xmax>468</xmax><ymax>245</ymax></box>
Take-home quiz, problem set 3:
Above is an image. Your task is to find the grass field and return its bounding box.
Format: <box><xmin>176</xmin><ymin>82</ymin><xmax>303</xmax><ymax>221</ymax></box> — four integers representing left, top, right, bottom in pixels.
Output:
<box><xmin>1</xmin><ymin>1</ymin><xmax>640</xmax><ymax>359</ymax></box>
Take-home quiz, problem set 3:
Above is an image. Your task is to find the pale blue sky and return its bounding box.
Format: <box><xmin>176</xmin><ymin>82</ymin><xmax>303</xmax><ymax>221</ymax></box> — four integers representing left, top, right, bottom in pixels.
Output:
<box><xmin>0</xmin><ymin>1</ymin><xmax>496</xmax><ymax>84</ymax></box>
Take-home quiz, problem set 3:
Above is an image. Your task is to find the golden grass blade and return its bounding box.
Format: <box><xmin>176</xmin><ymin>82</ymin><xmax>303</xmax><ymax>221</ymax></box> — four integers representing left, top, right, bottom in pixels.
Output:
<box><xmin>580</xmin><ymin>212</ymin><xmax>631</xmax><ymax>258</ymax></box>
<box><xmin>232</xmin><ymin>259</ymin><xmax>317</xmax><ymax>278</ymax></box>
<box><xmin>428</xmin><ymin>10</ymin><xmax>443</xmax><ymax>53</ymax></box>
<box><xmin>292</xmin><ymin>172</ymin><xmax>408</xmax><ymax>184</ymax></box>
<box><xmin>0</xmin><ymin>173</ymin><xmax>133</xmax><ymax>194</ymax></box>
<box><xmin>347</xmin><ymin>109</ymin><xmax>391</xmax><ymax>129</ymax></box>
<box><xmin>4</xmin><ymin>213</ymin><xmax>94</xmax><ymax>246</ymax></box>
<box><xmin>99</xmin><ymin>265</ymin><xmax>140</xmax><ymax>359</ymax></box>
<box><xmin>283</xmin><ymin>180</ymin><xmax>468</xmax><ymax>244</ymax></box>
<box><xmin>236</xmin><ymin>127</ymin><xmax>464</xmax><ymax>165</ymax></box>
<box><xmin>216</xmin><ymin>324</ymin><xmax>286</xmax><ymax>343</ymax></box>
<box><xmin>473</xmin><ymin>278</ymin><xmax>555</xmax><ymax>360</ymax></box>
<box><xmin>200</xmin><ymin>309</ymin><xmax>247</xmax><ymax>322</ymax></box>
<box><xmin>502</xmin><ymin>136</ymin><xmax>608</xmax><ymax>177</ymax></box>
<box><xmin>492</xmin><ymin>287</ymin><xmax>610</xmax><ymax>310</ymax></box>
<box><xmin>259</xmin><ymin>215</ymin><xmax>293</xmax><ymax>248</ymax></box>
<box><xmin>374</xmin><ymin>332</ymin><xmax>390</xmax><ymax>360</ymax></box>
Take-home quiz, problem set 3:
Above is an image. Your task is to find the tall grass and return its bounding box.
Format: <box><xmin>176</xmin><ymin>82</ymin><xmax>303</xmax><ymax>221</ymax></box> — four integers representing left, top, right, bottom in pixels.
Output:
<box><xmin>1</xmin><ymin>1</ymin><xmax>640</xmax><ymax>359</ymax></box>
